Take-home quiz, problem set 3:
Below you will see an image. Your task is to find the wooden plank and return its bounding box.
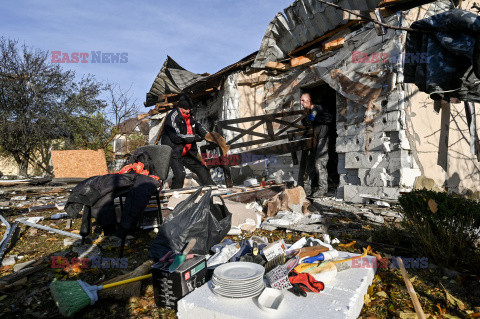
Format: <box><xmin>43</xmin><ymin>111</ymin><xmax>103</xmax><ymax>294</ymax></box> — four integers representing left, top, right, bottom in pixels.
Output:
<box><xmin>291</xmin><ymin>55</ymin><xmax>313</xmax><ymax>67</ymax></box>
<box><xmin>245</xmin><ymin>138</ymin><xmax>312</xmax><ymax>156</ymax></box>
<box><xmin>266</xmin><ymin>121</ymin><xmax>275</xmax><ymax>139</ymax></box>
<box><xmin>228</xmin><ymin>130</ymin><xmax>307</xmax><ymax>150</ymax></box>
<box><xmin>219</xmin><ymin>110</ymin><xmax>305</xmax><ymax>126</ymax></box>
<box><xmin>343</xmin><ymin>10</ymin><xmax>363</xmax><ymax>20</ymax></box>
<box><xmin>289</xmin><ymin>20</ymin><xmax>359</xmax><ymax>57</ymax></box>
<box><xmin>222</xmin><ymin>124</ymin><xmax>269</xmax><ymax>140</ymax></box>
<box><xmin>218</xmin><ymin>126</ymin><xmax>233</xmax><ymax>188</ymax></box>
<box><xmin>226</xmin><ymin>120</ymin><xmax>265</xmax><ymax>145</ymax></box>
<box><xmin>272</xmin><ymin>117</ymin><xmax>307</xmax><ymax>132</ymax></box>
<box><xmin>265</xmin><ymin>61</ymin><xmax>288</xmax><ymax>71</ymax></box>
<box><xmin>323</xmin><ymin>37</ymin><xmax>345</xmax><ymax>52</ymax></box>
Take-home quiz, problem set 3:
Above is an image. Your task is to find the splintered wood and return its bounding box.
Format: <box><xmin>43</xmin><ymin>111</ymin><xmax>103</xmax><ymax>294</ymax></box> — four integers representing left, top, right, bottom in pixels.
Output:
<box><xmin>51</xmin><ymin>149</ymin><xmax>108</xmax><ymax>178</ymax></box>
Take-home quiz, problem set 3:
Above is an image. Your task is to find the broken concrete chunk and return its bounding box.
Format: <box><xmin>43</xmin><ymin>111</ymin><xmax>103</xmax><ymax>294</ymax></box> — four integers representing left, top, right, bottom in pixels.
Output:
<box><xmin>72</xmin><ymin>244</ymin><xmax>101</xmax><ymax>259</ymax></box>
<box><xmin>63</xmin><ymin>238</ymin><xmax>82</xmax><ymax>247</ymax></box>
<box><xmin>13</xmin><ymin>260</ymin><xmax>36</xmax><ymax>272</ymax></box>
<box><xmin>1</xmin><ymin>255</ymin><xmax>18</xmax><ymax>266</ymax></box>
<box><xmin>11</xmin><ymin>196</ymin><xmax>27</xmax><ymax>201</ymax></box>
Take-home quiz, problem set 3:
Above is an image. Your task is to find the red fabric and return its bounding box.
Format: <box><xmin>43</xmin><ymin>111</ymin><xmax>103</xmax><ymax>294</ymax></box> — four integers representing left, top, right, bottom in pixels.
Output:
<box><xmin>117</xmin><ymin>162</ymin><xmax>159</xmax><ymax>181</ymax></box>
<box><xmin>288</xmin><ymin>270</ymin><xmax>325</xmax><ymax>293</ymax></box>
<box><xmin>181</xmin><ymin>111</ymin><xmax>193</xmax><ymax>156</ymax></box>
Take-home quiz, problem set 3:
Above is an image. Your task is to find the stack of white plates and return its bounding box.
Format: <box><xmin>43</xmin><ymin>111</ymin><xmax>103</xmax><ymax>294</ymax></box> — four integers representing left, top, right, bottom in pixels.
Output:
<box><xmin>211</xmin><ymin>262</ymin><xmax>265</xmax><ymax>298</ymax></box>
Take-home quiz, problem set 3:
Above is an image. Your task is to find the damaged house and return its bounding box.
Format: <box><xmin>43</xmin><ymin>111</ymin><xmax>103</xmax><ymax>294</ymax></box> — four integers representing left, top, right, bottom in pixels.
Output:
<box><xmin>144</xmin><ymin>0</ymin><xmax>480</xmax><ymax>203</ymax></box>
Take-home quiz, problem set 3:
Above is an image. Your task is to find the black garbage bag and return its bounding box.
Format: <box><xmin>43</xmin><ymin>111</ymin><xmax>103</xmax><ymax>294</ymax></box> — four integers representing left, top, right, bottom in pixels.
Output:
<box><xmin>149</xmin><ymin>188</ymin><xmax>232</xmax><ymax>259</ymax></box>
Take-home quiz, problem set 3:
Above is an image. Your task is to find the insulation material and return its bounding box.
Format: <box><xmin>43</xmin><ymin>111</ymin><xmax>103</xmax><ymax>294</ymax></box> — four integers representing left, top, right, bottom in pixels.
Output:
<box><xmin>51</xmin><ymin>150</ymin><xmax>108</xmax><ymax>178</ymax></box>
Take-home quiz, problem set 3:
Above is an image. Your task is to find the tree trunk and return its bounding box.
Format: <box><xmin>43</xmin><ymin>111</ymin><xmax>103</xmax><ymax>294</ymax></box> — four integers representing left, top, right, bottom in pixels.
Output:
<box><xmin>13</xmin><ymin>154</ymin><xmax>29</xmax><ymax>177</ymax></box>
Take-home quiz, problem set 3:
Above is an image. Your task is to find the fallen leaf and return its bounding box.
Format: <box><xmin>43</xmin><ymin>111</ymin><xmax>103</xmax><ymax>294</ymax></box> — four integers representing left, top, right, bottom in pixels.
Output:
<box><xmin>398</xmin><ymin>312</ymin><xmax>420</xmax><ymax>319</ymax></box>
<box><xmin>428</xmin><ymin>199</ymin><xmax>438</xmax><ymax>213</ymax></box>
<box><xmin>339</xmin><ymin>241</ymin><xmax>356</xmax><ymax>248</ymax></box>
<box><xmin>364</xmin><ymin>293</ymin><xmax>371</xmax><ymax>306</ymax></box>
<box><xmin>376</xmin><ymin>291</ymin><xmax>388</xmax><ymax>298</ymax></box>
<box><xmin>0</xmin><ymin>295</ymin><xmax>7</xmax><ymax>301</ymax></box>
<box><xmin>442</xmin><ymin>285</ymin><xmax>465</xmax><ymax>310</ymax></box>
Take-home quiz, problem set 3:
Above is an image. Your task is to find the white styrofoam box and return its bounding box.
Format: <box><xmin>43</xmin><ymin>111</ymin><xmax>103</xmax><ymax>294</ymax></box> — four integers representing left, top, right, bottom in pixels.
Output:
<box><xmin>177</xmin><ymin>252</ymin><xmax>377</xmax><ymax>319</ymax></box>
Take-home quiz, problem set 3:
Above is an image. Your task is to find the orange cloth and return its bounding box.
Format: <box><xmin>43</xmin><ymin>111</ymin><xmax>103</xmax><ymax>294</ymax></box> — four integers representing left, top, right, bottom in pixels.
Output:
<box><xmin>118</xmin><ymin>162</ymin><xmax>159</xmax><ymax>181</ymax></box>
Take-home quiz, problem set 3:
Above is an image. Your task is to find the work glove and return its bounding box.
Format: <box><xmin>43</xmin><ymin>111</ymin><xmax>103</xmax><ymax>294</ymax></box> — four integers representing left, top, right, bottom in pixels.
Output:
<box><xmin>288</xmin><ymin>283</ymin><xmax>308</xmax><ymax>297</ymax></box>
<box><xmin>288</xmin><ymin>270</ymin><xmax>324</xmax><ymax>293</ymax></box>
<box><xmin>307</xmin><ymin>110</ymin><xmax>317</xmax><ymax>122</ymax></box>
<box><xmin>194</xmin><ymin>134</ymin><xmax>203</xmax><ymax>142</ymax></box>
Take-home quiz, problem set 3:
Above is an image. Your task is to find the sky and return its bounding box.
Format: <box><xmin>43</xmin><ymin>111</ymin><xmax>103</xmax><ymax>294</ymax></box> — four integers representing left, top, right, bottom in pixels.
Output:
<box><xmin>1</xmin><ymin>0</ymin><xmax>293</xmax><ymax>113</ymax></box>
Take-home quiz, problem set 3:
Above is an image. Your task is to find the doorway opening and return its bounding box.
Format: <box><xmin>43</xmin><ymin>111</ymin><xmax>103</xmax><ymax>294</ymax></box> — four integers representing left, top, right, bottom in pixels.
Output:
<box><xmin>300</xmin><ymin>83</ymin><xmax>339</xmax><ymax>194</ymax></box>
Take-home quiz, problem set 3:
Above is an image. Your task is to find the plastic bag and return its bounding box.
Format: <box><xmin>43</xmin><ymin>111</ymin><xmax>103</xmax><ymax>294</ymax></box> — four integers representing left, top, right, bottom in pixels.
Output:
<box><xmin>149</xmin><ymin>188</ymin><xmax>232</xmax><ymax>259</ymax></box>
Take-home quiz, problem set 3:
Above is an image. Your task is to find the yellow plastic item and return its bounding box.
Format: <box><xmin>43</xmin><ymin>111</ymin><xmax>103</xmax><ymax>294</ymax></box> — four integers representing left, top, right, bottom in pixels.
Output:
<box><xmin>102</xmin><ymin>274</ymin><xmax>152</xmax><ymax>289</ymax></box>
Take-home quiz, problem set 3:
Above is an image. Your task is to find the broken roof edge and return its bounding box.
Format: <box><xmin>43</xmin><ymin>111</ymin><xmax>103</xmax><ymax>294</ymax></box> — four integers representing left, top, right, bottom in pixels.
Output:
<box><xmin>145</xmin><ymin>56</ymin><xmax>205</xmax><ymax>107</ymax></box>
<box><xmin>182</xmin><ymin>51</ymin><xmax>258</xmax><ymax>98</ymax></box>
<box><xmin>251</xmin><ymin>0</ymin><xmax>439</xmax><ymax>69</ymax></box>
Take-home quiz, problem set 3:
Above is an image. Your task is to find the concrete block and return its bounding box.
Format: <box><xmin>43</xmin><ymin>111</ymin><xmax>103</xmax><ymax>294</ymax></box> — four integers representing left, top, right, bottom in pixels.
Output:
<box><xmin>397</xmin><ymin>168</ymin><xmax>421</xmax><ymax>188</ymax></box>
<box><xmin>177</xmin><ymin>252</ymin><xmax>377</xmax><ymax>319</ymax></box>
<box><xmin>339</xmin><ymin>169</ymin><xmax>360</xmax><ymax>186</ymax></box>
<box><xmin>337</xmin><ymin>153</ymin><xmax>347</xmax><ymax>174</ymax></box>
<box><xmin>343</xmin><ymin>185</ymin><xmax>403</xmax><ymax>203</ymax></box>
<box><xmin>336</xmin><ymin>132</ymin><xmax>390</xmax><ymax>153</ymax></box>
<box><xmin>336</xmin><ymin>110</ymin><xmax>403</xmax><ymax>136</ymax></box>
<box><xmin>345</xmin><ymin>150</ymin><xmax>413</xmax><ymax>170</ymax></box>
<box><xmin>380</xmin><ymin>91</ymin><xmax>404</xmax><ymax>112</ymax></box>
<box><xmin>358</xmin><ymin>168</ymin><xmax>391</xmax><ymax>187</ymax></box>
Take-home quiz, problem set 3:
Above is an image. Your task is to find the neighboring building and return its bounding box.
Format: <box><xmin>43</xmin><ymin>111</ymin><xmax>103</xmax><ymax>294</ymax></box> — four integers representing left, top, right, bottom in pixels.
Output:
<box><xmin>145</xmin><ymin>0</ymin><xmax>480</xmax><ymax>202</ymax></box>
<box><xmin>111</xmin><ymin>117</ymin><xmax>149</xmax><ymax>171</ymax></box>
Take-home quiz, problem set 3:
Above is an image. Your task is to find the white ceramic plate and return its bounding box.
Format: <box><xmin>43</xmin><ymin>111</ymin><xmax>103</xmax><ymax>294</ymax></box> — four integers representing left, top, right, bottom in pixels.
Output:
<box><xmin>213</xmin><ymin>262</ymin><xmax>265</xmax><ymax>281</ymax></box>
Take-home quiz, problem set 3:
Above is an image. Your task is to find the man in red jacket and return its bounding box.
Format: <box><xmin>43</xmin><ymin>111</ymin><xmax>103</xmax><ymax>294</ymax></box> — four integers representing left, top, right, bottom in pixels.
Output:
<box><xmin>161</xmin><ymin>94</ymin><xmax>215</xmax><ymax>189</ymax></box>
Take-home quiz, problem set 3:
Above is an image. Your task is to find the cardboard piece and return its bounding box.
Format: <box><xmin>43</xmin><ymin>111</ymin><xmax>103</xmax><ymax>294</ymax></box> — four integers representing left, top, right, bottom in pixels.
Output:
<box><xmin>51</xmin><ymin>150</ymin><xmax>108</xmax><ymax>178</ymax></box>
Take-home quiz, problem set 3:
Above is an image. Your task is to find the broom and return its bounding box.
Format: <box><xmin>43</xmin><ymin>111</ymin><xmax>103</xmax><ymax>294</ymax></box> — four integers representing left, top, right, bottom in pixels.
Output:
<box><xmin>50</xmin><ymin>273</ymin><xmax>152</xmax><ymax>317</ymax></box>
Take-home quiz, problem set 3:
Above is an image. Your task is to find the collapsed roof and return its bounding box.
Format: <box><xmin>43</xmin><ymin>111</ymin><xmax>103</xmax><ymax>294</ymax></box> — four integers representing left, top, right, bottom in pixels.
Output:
<box><xmin>145</xmin><ymin>56</ymin><xmax>206</xmax><ymax>107</ymax></box>
<box><xmin>252</xmin><ymin>0</ymin><xmax>382</xmax><ymax>68</ymax></box>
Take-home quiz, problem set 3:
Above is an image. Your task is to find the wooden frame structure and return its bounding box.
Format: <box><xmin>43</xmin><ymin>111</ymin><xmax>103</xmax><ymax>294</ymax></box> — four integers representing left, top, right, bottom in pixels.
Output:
<box><xmin>201</xmin><ymin>110</ymin><xmax>313</xmax><ymax>187</ymax></box>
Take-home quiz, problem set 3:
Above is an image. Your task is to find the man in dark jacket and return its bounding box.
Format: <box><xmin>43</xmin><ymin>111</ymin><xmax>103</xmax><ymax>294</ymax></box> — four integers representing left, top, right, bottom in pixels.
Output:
<box><xmin>161</xmin><ymin>94</ymin><xmax>215</xmax><ymax>189</ymax></box>
<box><xmin>299</xmin><ymin>92</ymin><xmax>334</xmax><ymax>197</ymax></box>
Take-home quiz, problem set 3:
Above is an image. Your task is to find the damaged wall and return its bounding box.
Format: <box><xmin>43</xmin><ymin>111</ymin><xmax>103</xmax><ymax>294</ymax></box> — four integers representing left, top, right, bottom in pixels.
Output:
<box><xmin>406</xmin><ymin>88</ymin><xmax>480</xmax><ymax>193</ymax></box>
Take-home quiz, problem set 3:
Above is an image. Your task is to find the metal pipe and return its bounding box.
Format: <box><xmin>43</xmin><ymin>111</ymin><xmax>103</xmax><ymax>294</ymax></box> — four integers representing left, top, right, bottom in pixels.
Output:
<box><xmin>15</xmin><ymin>219</ymin><xmax>82</xmax><ymax>239</ymax></box>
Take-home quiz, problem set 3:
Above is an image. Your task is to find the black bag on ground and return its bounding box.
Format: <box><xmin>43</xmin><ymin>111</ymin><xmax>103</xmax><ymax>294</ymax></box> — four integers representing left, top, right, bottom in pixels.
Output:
<box><xmin>149</xmin><ymin>188</ymin><xmax>231</xmax><ymax>259</ymax></box>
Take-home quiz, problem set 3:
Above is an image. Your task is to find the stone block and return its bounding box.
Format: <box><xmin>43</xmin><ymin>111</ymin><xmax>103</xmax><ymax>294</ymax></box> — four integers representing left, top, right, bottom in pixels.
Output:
<box><xmin>345</xmin><ymin>150</ymin><xmax>413</xmax><ymax>170</ymax></box>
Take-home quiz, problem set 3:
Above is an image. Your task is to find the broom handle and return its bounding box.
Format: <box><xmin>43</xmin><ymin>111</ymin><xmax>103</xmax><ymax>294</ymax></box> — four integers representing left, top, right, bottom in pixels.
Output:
<box><xmin>395</xmin><ymin>257</ymin><xmax>426</xmax><ymax>319</ymax></box>
<box><xmin>102</xmin><ymin>274</ymin><xmax>152</xmax><ymax>290</ymax></box>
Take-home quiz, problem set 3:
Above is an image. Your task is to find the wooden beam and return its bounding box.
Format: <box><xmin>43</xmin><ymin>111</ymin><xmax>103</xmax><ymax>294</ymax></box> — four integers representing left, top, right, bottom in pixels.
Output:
<box><xmin>218</xmin><ymin>110</ymin><xmax>305</xmax><ymax>126</ymax></box>
<box><xmin>323</xmin><ymin>37</ymin><xmax>345</xmax><ymax>52</ymax></box>
<box><xmin>223</xmin><ymin>124</ymin><xmax>269</xmax><ymax>140</ymax></box>
<box><xmin>265</xmin><ymin>61</ymin><xmax>288</xmax><ymax>71</ymax></box>
<box><xmin>343</xmin><ymin>10</ymin><xmax>363</xmax><ymax>20</ymax></box>
<box><xmin>226</xmin><ymin>120</ymin><xmax>265</xmax><ymax>145</ymax></box>
<box><xmin>289</xmin><ymin>20</ymin><xmax>359</xmax><ymax>57</ymax></box>
<box><xmin>290</xmin><ymin>55</ymin><xmax>313</xmax><ymax>67</ymax></box>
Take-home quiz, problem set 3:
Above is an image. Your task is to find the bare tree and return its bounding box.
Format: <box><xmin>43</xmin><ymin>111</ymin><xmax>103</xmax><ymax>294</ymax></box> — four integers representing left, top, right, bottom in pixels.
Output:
<box><xmin>0</xmin><ymin>38</ymin><xmax>108</xmax><ymax>176</ymax></box>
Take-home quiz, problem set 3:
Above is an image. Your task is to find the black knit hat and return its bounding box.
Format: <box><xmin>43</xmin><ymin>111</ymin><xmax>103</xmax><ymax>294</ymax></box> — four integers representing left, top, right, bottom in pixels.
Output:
<box><xmin>177</xmin><ymin>94</ymin><xmax>194</xmax><ymax>110</ymax></box>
